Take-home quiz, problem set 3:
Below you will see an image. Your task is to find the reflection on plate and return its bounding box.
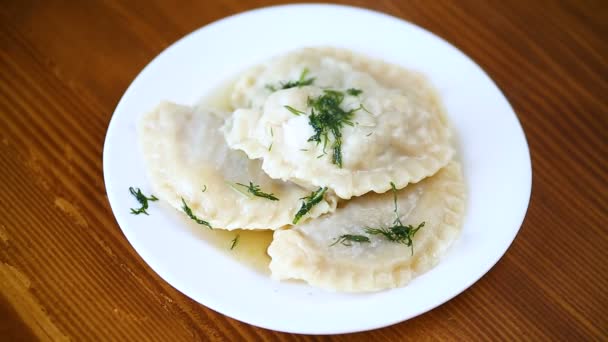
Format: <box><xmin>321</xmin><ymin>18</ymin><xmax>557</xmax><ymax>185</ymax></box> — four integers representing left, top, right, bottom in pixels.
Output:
<box><xmin>103</xmin><ymin>4</ymin><xmax>531</xmax><ymax>334</ymax></box>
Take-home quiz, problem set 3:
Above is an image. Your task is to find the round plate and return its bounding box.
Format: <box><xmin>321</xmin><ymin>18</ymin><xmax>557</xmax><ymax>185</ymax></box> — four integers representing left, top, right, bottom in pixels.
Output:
<box><xmin>103</xmin><ymin>4</ymin><xmax>531</xmax><ymax>334</ymax></box>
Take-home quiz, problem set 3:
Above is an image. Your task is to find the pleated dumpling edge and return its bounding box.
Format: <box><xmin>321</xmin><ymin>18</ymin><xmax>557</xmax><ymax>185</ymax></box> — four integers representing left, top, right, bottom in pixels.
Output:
<box><xmin>267</xmin><ymin>162</ymin><xmax>466</xmax><ymax>292</ymax></box>
<box><xmin>137</xmin><ymin>101</ymin><xmax>337</xmax><ymax>230</ymax></box>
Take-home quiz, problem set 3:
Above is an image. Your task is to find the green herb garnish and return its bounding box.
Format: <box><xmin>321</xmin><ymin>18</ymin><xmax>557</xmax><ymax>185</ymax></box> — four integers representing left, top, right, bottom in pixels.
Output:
<box><xmin>346</xmin><ymin>88</ymin><xmax>363</xmax><ymax>96</ymax></box>
<box><xmin>365</xmin><ymin>182</ymin><xmax>425</xmax><ymax>255</ymax></box>
<box><xmin>306</xmin><ymin>89</ymin><xmax>368</xmax><ymax>167</ymax></box>
<box><xmin>268</xmin><ymin>127</ymin><xmax>274</xmax><ymax>151</ymax></box>
<box><xmin>282</xmin><ymin>68</ymin><xmax>315</xmax><ymax>89</ymax></box>
<box><xmin>280</xmin><ymin>87</ymin><xmax>367</xmax><ymax>167</ymax></box>
<box><xmin>365</xmin><ymin>223</ymin><xmax>425</xmax><ymax>254</ymax></box>
<box><xmin>235</xmin><ymin>182</ymin><xmax>279</xmax><ymax>201</ymax></box>
<box><xmin>230</xmin><ymin>234</ymin><xmax>240</xmax><ymax>250</ymax></box>
<box><xmin>226</xmin><ymin>181</ymin><xmax>253</xmax><ymax>199</ymax></box>
<box><xmin>181</xmin><ymin>198</ymin><xmax>212</xmax><ymax>229</ymax></box>
<box><xmin>293</xmin><ymin>187</ymin><xmax>328</xmax><ymax>224</ymax></box>
<box><xmin>267</xmin><ymin>68</ymin><xmax>315</xmax><ymax>92</ymax></box>
<box><xmin>284</xmin><ymin>105</ymin><xmax>306</xmax><ymax>116</ymax></box>
<box><xmin>129</xmin><ymin>187</ymin><xmax>158</xmax><ymax>215</ymax></box>
<box><xmin>330</xmin><ymin>234</ymin><xmax>370</xmax><ymax>246</ymax></box>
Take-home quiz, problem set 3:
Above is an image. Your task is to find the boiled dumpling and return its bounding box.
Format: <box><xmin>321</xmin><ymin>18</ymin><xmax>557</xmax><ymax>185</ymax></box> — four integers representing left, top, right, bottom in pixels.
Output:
<box><xmin>224</xmin><ymin>47</ymin><xmax>453</xmax><ymax>199</ymax></box>
<box><xmin>267</xmin><ymin>162</ymin><xmax>465</xmax><ymax>292</ymax></box>
<box><xmin>231</xmin><ymin>47</ymin><xmax>377</xmax><ymax>110</ymax></box>
<box><xmin>138</xmin><ymin>101</ymin><xmax>337</xmax><ymax>230</ymax></box>
<box><xmin>231</xmin><ymin>47</ymin><xmax>431</xmax><ymax>110</ymax></box>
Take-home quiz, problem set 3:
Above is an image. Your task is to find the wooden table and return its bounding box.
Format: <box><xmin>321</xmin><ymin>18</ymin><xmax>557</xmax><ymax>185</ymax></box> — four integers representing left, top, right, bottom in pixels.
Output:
<box><xmin>1</xmin><ymin>1</ymin><xmax>606</xmax><ymax>340</ymax></box>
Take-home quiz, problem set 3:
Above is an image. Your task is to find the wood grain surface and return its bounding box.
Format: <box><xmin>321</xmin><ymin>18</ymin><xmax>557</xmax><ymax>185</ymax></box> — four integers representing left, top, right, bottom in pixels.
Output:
<box><xmin>1</xmin><ymin>0</ymin><xmax>606</xmax><ymax>340</ymax></box>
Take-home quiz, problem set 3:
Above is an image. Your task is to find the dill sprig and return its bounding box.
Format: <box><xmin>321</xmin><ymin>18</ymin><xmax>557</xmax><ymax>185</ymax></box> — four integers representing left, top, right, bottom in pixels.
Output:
<box><xmin>281</xmin><ymin>88</ymin><xmax>368</xmax><ymax>167</ymax></box>
<box><xmin>293</xmin><ymin>187</ymin><xmax>328</xmax><ymax>224</ymax></box>
<box><xmin>268</xmin><ymin>127</ymin><xmax>274</xmax><ymax>151</ymax></box>
<box><xmin>306</xmin><ymin>89</ymin><xmax>367</xmax><ymax>167</ymax></box>
<box><xmin>284</xmin><ymin>105</ymin><xmax>306</xmax><ymax>116</ymax></box>
<box><xmin>266</xmin><ymin>68</ymin><xmax>315</xmax><ymax>92</ymax></box>
<box><xmin>230</xmin><ymin>234</ymin><xmax>240</xmax><ymax>250</ymax></box>
<box><xmin>129</xmin><ymin>187</ymin><xmax>158</xmax><ymax>215</ymax></box>
<box><xmin>365</xmin><ymin>182</ymin><xmax>425</xmax><ymax>255</ymax></box>
<box><xmin>226</xmin><ymin>181</ymin><xmax>252</xmax><ymax>198</ymax></box>
<box><xmin>330</xmin><ymin>234</ymin><xmax>370</xmax><ymax>247</ymax></box>
<box><xmin>365</xmin><ymin>223</ymin><xmax>425</xmax><ymax>254</ymax></box>
<box><xmin>235</xmin><ymin>182</ymin><xmax>279</xmax><ymax>201</ymax></box>
<box><xmin>181</xmin><ymin>198</ymin><xmax>212</xmax><ymax>229</ymax></box>
<box><xmin>346</xmin><ymin>88</ymin><xmax>363</xmax><ymax>96</ymax></box>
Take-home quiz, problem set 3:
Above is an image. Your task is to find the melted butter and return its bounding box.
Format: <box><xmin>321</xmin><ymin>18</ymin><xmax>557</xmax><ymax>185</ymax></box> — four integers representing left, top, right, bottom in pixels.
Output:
<box><xmin>187</xmin><ymin>77</ymin><xmax>274</xmax><ymax>275</ymax></box>
<box><xmin>182</xmin><ymin>218</ymin><xmax>274</xmax><ymax>275</ymax></box>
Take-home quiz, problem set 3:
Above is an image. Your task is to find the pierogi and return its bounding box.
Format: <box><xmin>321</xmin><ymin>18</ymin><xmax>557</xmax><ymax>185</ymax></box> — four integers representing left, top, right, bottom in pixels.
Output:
<box><xmin>267</xmin><ymin>162</ymin><xmax>465</xmax><ymax>292</ymax></box>
<box><xmin>138</xmin><ymin>101</ymin><xmax>337</xmax><ymax>230</ymax></box>
<box><xmin>136</xmin><ymin>47</ymin><xmax>465</xmax><ymax>293</ymax></box>
<box><xmin>224</xmin><ymin>47</ymin><xmax>453</xmax><ymax>199</ymax></box>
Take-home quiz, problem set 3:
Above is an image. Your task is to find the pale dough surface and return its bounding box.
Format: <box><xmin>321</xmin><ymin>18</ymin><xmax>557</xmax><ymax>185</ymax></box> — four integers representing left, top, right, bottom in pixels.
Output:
<box><xmin>138</xmin><ymin>101</ymin><xmax>337</xmax><ymax>230</ymax></box>
<box><xmin>268</xmin><ymin>162</ymin><xmax>465</xmax><ymax>292</ymax></box>
<box><xmin>224</xmin><ymin>47</ymin><xmax>453</xmax><ymax>199</ymax></box>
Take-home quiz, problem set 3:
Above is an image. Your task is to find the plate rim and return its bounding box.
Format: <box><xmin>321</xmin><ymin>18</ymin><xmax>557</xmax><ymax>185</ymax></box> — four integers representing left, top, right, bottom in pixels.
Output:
<box><xmin>103</xmin><ymin>3</ymin><xmax>532</xmax><ymax>334</ymax></box>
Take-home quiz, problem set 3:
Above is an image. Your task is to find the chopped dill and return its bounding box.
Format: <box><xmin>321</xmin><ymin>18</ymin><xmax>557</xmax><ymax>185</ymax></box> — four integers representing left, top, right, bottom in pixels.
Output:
<box><xmin>266</xmin><ymin>68</ymin><xmax>315</xmax><ymax>92</ymax></box>
<box><xmin>268</xmin><ymin>127</ymin><xmax>274</xmax><ymax>151</ymax></box>
<box><xmin>366</xmin><ymin>132</ymin><xmax>373</xmax><ymax>137</ymax></box>
<box><xmin>279</xmin><ymin>88</ymin><xmax>370</xmax><ymax>167</ymax></box>
<box><xmin>235</xmin><ymin>181</ymin><xmax>279</xmax><ymax>201</ymax></box>
<box><xmin>181</xmin><ymin>198</ymin><xmax>212</xmax><ymax>229</ymax></box>
<box><xmin>129</xmin><ymin>187</ymin><xmax>158</xmax><ymax>215</ymax></box>
<box><xmin>201</xmin><ymin>185</ymin><xmax>207</xmax><ymax>193</ymax></box>
<box><xmin>364</xmin><ymin>182</ymin><xmax>425</xmax><ymax>255</ymax></box>
<box><xmin>230</xmin><ymin>234</ymin><xmax>240</xmax><ymax>250</ymax></box>
<box><xmin>284</xmin><ymin>105</ymin><xmax>306</xmax><ymax>116</ymax></box>
<box><xmin>358</xmin><ymin>103</ymin><xmax>372</xmax><ymax>114</ymax></box>
<box><xmin>226</xmin><ymin>181</ymin><xmax>253</xmax><ymax>198</ymax></box>
<box><xmin>306</xmin><ymin>89</ymin><xmax>366</xmax><ymax>167</ymax></box>
<box><xmin>330</xmin><ymin>234</ymin><xmax>370</xmax><ymax>247</ymax></box>
<box><xmin>365</xmin><ymin>223</ymin><xmax>425</xmax><ymax>253</ymax></box>
<box><xmin>390</xmin><ymin>182</ymin><xmax>399</xmax><ymax>216</ymax></box>
<box><xmin>293</xmin><ymin>187</ymin><xmax>327</xmax><ymax>224</ymax></box>
<box><xmin>346</xmin><ymin>88</ymin><xmax>363</xmax><ymax>96</ymax></box>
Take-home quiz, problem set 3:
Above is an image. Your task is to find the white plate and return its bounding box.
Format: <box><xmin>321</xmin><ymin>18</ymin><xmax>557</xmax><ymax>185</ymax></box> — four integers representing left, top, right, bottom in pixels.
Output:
<box><xmin>103</xmin><ymin>4</ymin><xmax>531</xmax><ymax>334</ymax></box>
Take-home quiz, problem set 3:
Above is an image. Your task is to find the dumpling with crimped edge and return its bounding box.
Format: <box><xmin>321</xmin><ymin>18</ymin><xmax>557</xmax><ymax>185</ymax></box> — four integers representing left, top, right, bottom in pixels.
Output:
<box><xmin>231</xmin><ymin>47</ymin><xmax>372</xmax><ymax>110</ymax></box>
<box><xmin>138</xmin><ymin>101</ymin><xmax>337</xmax><ymax>230</ymax></box>
<box><xmin>230</xmin><ymin>46</ymin><xmax>451</xmax><ymax>119</ymax></box>
<box><xmin>224</xmin><ymin>47</ymin><xmax>453</xmax><ymax>199</ymax></box>
<box><xmin>267</xmin><ymin>162</ymin><xmax>465</xmax><ymax>292</ymax></box>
